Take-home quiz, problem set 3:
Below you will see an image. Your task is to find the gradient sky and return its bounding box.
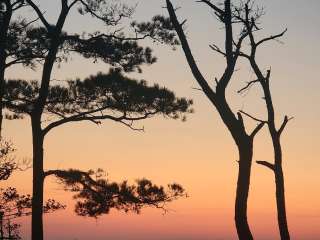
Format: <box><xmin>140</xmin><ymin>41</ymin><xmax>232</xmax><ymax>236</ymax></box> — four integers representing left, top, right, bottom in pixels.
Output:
<box><xmin>2</xmin><ymin>0</ymin><xmax>320</xmax><ymax>239</ymax></box>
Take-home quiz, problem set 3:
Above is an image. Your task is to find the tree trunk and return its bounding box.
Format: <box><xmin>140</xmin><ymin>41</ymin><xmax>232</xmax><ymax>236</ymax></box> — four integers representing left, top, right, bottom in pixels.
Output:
<box><xmin>235</xmin><ymin>140</ymin><xmax>254</xmax><ymax>240</ymax></box>
<box><xmin>7</xmin><ymin>220</ymin><xmax>11</xmax><ymax>240</ymax></box>
<box><xmin>30</xmin><ymin>31</ymin><xmax>61</xmax><ymax>240</ymax></box>
<box><xmin>273</xmin><ymin>137</ymin><xmax>290</xmax><ymax>240</ymax></box>
<box><xmin>31</xmin><ymin>116</ymin><xmax>44</xmax><ymax>240</ymax></box>
<box><xmin>0</xmin><ymin>1</ymin><xmax>12</xmax><ymax>138</ymax></box>
<box><xmin>275</xmin><ymin>166</ymin><xmax>290</xmax><ymax>240</ymax></box>
<box><xmin>0</xmin><ymin>65</ymin><xmax>5</xmax><ymax>138</ymax></box>
<box><xmin>0</xmin><ymin>212</ymin><xmax>3</xmax><ymax>240</ymax></box>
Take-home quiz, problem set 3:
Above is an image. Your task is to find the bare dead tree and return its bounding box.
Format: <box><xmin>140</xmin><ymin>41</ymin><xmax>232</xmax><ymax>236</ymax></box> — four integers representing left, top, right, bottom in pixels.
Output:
<box><xmin>165</xmin><ymin>1</ymin><xmax>270</xmax><ymax>239</ymax></box>
<box><xmin>235</xmin><ymin>2</ymin><xmax>291</xmax><ymax>239</ymax></box>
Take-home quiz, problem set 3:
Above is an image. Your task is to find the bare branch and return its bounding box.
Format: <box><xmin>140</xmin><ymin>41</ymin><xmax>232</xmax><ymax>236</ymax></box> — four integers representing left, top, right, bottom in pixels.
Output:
<box><xmin>265</xmin><ymin>68</ymin><xmax>271</xmax><ymax>82</ymax></box>
<box><xmin>278</xmin><ymin>115</ymin><xmax>294</xmax><ymax>136</ymax></box>
<box><xmin>239</xmin><ymin>110</ymin><xmax>267</xmax><ymax>123</ymax></box>
<box><xmin>209</xmin><ymin>44</ymin><xmax>226</xmax><ymax>57</ymax></box>
<box><xmin>118</xmin><ymin>120</ymin><xmax>145</xmax><ymax>132</ymax></box>
<box><xmin>191</xmin><ymin>87</ymin><xmax>203</xmax><ymax>92</ymax></box>
<box><xmin>256</xmin><ymin>160</ymin><xmax>275</xmax><ymax>171</ymax></box>
<box><xmin>256</xmin><ymin>29</ymin><xmax>287</xmax><ymax>47</ymax></box>
<box><xmin>68</xmin><ymin>0</ymin><xmax>79</xmax><ymax>10</ymax></box>
<box><xmin>214</xmin><ymin>0</ymin><xmax>238</xmax><ymax>92</ymax></box>
<box><xmin>166</xmin><ymin>0</ymin><xmax>216</xmax><ymax>103</ymax></box>
<box><xmin>62</xmin><ymin>32</ymin><xmax>151</xmax><ymax>43</ymax></box>
<box><xmin>43</xmin><ymin>108</ymin><xmax>157</xmax><ymax>136</ymax></box>
<box><xmin>237</xmin><ymin>112</ymin><xmax>244</xmax><ymax>126</ymax></box>
<box><xmin>238</xmin><ymin>51</ymin><xmax>251</xmax><ymax>59</ymax></box>
<box><xmin>238</xmin><ymin>79</ymin><xmax>260</xmax><ymax>94</ymax></box>
<box><xmin>21</xmin><ymin>15</ymin><xmax>40</xmax><ymax>28</ymax></box>
<box><xmin>233</xmin><ymin>30</ymin><xmax>250</xmax><ymax>59</ymax></box>
<box><xmin>5</xmin><ymin>53</ymin><xmax>45</xmax><ymax>68</ymax></box>
<box><xmin>180</xmin><ymin>19</ymin><xmax>187</xmax><ymax>27</ymax></box>
<box><xmin>250</xmin><ymin>122</ymin><xmax>265</xmax><ymax>138</ymax></box>
<box><xmin>196</xmin><ymin>0</ymin><xmax>225</xmax><ymax>16</ymax></box>
<box><xmin>238</xmin><ymin>111</ymin><xmax>265</xmax><ymax>138</ymax></box>
<box><xmin>15</xmin><ymin>158</ymin><xmax>32</xmax><ymax>172</ymax></box>
<box><xmin>25</xmin><ymin>0</ymin><xmax>51</xmax><ymax>30</ymax></box>
<box><xmin>11</xmin><ymin>0</ymin><xmax>26</xmax><ymax>11</ymax></box>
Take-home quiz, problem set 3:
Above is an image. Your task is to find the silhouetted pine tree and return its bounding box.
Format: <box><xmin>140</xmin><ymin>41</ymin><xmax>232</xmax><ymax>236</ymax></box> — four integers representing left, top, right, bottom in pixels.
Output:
<box><xmin>3</xmin><ymin>1</ymin><xmax>193</xmax><ymax>239</ymax></box>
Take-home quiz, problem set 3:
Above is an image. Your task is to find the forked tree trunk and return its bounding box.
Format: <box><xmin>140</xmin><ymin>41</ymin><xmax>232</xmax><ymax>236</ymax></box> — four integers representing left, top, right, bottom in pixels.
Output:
<box><xmin>165</xmin><ymin>1</ymin><xmax>259</xmax><ymax>237</ymax></box>
<box><xmin>261</xmin><ymin>75</ymin><xmax>291</xmax><ymax>240</ymax></box>
<box><xmin>31</xmin><ymin>115</ymin><xmax>44</xmax><ymax>240</ymax></box>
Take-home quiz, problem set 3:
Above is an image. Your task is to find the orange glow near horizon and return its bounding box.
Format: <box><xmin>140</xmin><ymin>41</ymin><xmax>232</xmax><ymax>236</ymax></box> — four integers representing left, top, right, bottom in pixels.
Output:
<box><xmin>2</xmin><ymin>0</ymin><xmax>320</xmax><ymax>239</ymax></box>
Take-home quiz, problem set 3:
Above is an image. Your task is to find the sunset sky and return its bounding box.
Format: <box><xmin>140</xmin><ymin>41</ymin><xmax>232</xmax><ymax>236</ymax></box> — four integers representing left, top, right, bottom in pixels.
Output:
<box><xmin>2</xmin><ymin>0</ymin><xmax>320</xmax><ymax>239</ymax></box>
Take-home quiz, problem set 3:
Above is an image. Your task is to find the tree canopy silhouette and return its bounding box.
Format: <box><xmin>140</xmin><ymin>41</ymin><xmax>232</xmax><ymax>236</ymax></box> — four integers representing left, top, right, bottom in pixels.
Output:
<box><xmin>0</xmin><ymin>0</ymin><xmax>45</xmax><ymax>136</ymax></box>
<box><xmin>3</xmin><ymin>70</ymin><xmax>192</xmax><ymax>240</ymax></box>
<box><xmin>46</xmin><ymin>169</ymin><xmax>186</xmax><ymax>218</ymax></box>
<box><xmin>0</xmin><ymin>140</ymin><xmax>15</xmax><ymax>181</ymax></box>
<box><xmin>4</xmin><ymin>69</ymin><xmax>192</xmax><ymax>132</ymax></box>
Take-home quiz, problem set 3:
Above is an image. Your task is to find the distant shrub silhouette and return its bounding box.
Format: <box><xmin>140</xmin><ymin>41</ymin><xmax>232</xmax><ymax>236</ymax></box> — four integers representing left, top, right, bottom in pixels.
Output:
<box><xmin>0</xmin><ymin>142</ymin><xmax>64</xmax><ymax>240</ymax></box>
<box><xmin>0</xmin><ymin>141</ymin><xmax>15</xmax><ymax>181</ymax></box>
